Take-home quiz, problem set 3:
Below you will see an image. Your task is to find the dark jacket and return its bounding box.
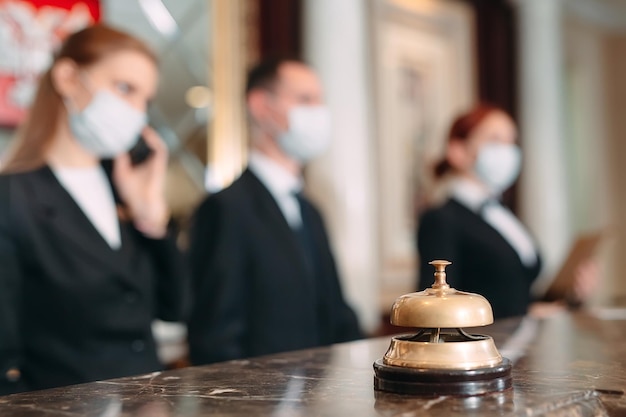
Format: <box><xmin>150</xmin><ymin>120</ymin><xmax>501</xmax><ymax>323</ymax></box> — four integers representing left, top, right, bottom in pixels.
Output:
<box><xmin>188</xmin><ymin>169</ymin><xmax>361</xmax><ymax>365</ymax></box>
<box><xmin>0</xmin><ymin>166</ymin><xmax>188</xmax><ymax>395</ymax></box>
<box><xmin>417</xmin><ymin>199</ymin><xmax>542</xmax><ymax>319</ymax></box>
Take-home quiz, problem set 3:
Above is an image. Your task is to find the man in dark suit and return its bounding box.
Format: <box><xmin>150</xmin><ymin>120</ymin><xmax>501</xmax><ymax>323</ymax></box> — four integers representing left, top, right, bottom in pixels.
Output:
<box><xmin>187</xmin><ymin>58</ymin><xmax>362</xmax><ymax>365</ymax></box>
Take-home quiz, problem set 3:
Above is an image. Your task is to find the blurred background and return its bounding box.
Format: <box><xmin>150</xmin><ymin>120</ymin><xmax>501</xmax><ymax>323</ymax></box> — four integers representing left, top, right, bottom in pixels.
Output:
<box><xmin>1</xmin><ymin>0</ymin><xmax>626</xmax><ymax>338</ymax></box>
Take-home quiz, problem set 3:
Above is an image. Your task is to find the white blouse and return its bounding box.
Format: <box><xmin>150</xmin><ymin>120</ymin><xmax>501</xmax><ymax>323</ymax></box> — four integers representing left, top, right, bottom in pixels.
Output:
<box><xmin>53</xmin><ymin>165</ymin><xmax>121</xmax><ymax>249</ymax></box>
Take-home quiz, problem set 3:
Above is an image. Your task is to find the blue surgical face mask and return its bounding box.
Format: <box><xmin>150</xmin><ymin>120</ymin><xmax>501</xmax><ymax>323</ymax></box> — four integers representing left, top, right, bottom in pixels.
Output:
<box><xmin>474</xmin><ymin>142</ymin><xmax>522</xmax><ymax>194</ymax></box>
<box><xmin>277</xmin><ymin>105</ymin><xmax>332</xmax><ymax>163</ymax></box>
<box><xmin>66</xmin><ymin>77</ymin><xmax>146</xmax><ymax>158</ymax></box>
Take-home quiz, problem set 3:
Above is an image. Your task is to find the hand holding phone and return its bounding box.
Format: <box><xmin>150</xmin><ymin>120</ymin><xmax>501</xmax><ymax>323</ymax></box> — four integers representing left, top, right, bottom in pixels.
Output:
<box><xmin>114</xmin><ymin>127</ymin><xmax>169</xmax><ymax>238</ymax></box>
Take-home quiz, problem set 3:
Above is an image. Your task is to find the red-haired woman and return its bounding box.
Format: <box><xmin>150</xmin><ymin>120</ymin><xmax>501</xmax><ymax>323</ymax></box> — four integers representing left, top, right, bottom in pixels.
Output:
<box><xmin>0</xmin><ymin>25</ymin><xmax>188</xmax><ymax>394</ymax></box>
<box><xmin>417</xmin><ymin>104</ymin><xmax>597</xmax><ymax>319</ymax></box>
<box><xmin>418</xmin><ymin>104</ymin><xmax>542</xmax><ymax>319</ymax></box>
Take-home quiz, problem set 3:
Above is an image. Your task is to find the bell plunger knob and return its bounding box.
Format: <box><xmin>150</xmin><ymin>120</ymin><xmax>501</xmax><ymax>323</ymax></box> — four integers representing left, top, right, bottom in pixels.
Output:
<box><xmin>429</xmin><ymin>260</ymin><xmax>451</xmax><ymax>289</ymax></box>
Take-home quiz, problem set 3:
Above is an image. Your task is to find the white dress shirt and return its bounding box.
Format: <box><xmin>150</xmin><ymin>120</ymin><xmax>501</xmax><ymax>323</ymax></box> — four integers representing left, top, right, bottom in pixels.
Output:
<box><xmin>248</xmin><ymin>150</ymin><xmax>303</xmax><ymax>229</ymax></box>
<box><xmin>451</xmin><ymin>178</ymin><xmax>538</xmax><ymax>267</ymax></box>
<box><xmin>52</xmin><ymin>165</ymin><xmax>121</xmax><ymax>249</ymax></box>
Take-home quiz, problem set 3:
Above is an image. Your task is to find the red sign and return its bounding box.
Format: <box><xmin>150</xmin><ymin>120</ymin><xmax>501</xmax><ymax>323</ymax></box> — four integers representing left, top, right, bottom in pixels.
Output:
<box><xmin>0</xmin><ymin>0</ymin><xmax>100</xmax><ymax>127</ymax></box>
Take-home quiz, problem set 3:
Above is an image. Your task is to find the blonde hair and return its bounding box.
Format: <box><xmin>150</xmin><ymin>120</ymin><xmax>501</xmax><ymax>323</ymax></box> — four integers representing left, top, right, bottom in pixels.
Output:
<box><xmin>2</xmin><ymin>24</ymin><xmax>157</xmax><ymax>173</ymax></box>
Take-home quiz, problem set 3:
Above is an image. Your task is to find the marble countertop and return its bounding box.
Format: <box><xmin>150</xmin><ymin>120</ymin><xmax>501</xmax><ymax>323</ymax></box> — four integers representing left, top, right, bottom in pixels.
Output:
<box><xmin>0</xmin><ymin>311</ymin><xmax>624</xmax><ymax>416</ymax></box>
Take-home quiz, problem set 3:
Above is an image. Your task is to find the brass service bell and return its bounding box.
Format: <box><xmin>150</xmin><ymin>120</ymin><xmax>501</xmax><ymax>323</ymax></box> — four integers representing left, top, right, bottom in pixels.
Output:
<box><xmin>373</xmin><ymin>260</ymin><xmax>512</xmax><ymax>396</ymax></box>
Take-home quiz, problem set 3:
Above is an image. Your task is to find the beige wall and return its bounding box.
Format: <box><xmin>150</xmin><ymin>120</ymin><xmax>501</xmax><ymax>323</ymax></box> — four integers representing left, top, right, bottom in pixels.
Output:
<box><xmin>563</xmin><ymin>16</ymin><xmax>626</xmax><ymax>305</ymax></box>
<box><xmin>604</xmin><ymin>35</ymin><xmax>626</xmax><ymax>304</ymax></box>
<box><xmin>560</xmin><ymin>15</ymin><xmax>615</xmax><ymax>305</ymax></box>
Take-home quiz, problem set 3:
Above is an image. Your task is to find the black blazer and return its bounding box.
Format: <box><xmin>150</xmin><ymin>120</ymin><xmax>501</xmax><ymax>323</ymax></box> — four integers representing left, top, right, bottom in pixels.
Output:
<box><xmin>0</xmin><ymin>166</ymin><xmax>188</xmax><ymax>395</ymax></box>
<box><xmin>417</xmin><ymin>199</ymin><xmax>542</xmax><ymax>319</ymax></box>
<box><xmin>188</xmin><ymin>169</ymin><xmax>361</xmax><ymax>365</ymax></box>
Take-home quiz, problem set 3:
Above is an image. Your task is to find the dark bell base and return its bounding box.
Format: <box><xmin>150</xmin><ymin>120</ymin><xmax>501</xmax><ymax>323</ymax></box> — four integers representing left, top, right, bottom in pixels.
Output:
<box><xmin>373</xmin><ymin>358</ymin><xmax>512</xmax><ymax>396</ymax></box>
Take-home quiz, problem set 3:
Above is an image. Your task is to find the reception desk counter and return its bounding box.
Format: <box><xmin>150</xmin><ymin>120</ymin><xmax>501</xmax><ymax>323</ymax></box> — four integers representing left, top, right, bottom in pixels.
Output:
<box><xmin>0</xmin><ymin>311</ymin><xmax>624</xmax><ymax>416</ymax></box>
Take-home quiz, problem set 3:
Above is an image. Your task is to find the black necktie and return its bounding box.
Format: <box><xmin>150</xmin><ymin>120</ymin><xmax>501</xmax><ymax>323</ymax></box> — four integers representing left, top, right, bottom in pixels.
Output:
<box><xmin>292</xmin><ymin>192</ymin><xmax>325</xmax><ymax>337</ymax></box>
<box><xmin>292</xmin><ymin>192</ymin><xmax>316</xmax><ymax>276</ymax></box>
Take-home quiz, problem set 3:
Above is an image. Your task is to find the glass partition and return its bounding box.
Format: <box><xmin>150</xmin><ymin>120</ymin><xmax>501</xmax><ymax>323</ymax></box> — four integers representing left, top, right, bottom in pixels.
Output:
<box><xmin>105</xmin><ymin>0</ymin><xmax>212</xmax><ymax>226</ymax></box>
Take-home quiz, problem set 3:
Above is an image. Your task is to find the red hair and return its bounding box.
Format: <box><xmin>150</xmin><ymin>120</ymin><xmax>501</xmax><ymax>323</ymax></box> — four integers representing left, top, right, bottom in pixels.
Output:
<box><xmin>433</xmin><ymin>103</ymin><xmax>506</xmax><ymax>178</ymax></box>
<box><xmin>2</xmin><ymin>24</ymin><xmax>157</xmax><ymax>173</ymax></box>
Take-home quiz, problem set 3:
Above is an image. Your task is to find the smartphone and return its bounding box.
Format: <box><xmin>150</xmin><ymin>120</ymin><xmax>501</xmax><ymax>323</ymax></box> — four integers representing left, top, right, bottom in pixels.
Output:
<box><xmin>129</xmin><ymin>135</ymin><xmax>154</xmax><ymax>166</ymax></box>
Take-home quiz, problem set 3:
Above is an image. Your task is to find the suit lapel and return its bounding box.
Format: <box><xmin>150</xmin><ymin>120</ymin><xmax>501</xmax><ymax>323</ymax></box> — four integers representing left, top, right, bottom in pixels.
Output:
<box><xmin>25</xmin><ymin>166</ymin><xmax>133</xmax><ymax>280</ymax></box>
<box><xmin>451</xmin><ymin>199</ymin><xmax>538</xmax><ymax>272</ymax></box>
<box><xmin>241</xmin><ymin>170</ymin><xmax>314</xmax><ymax>282</ymax></box>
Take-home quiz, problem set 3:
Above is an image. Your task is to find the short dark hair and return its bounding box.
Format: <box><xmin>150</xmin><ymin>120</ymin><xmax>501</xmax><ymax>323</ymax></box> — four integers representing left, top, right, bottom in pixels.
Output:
<box><xmin>245</xmin><ymin>56</ymin><xmax>307</xmax><ymax>96</ymax></box>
